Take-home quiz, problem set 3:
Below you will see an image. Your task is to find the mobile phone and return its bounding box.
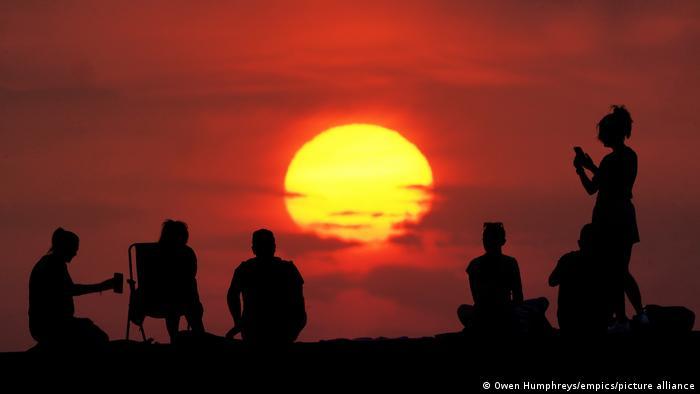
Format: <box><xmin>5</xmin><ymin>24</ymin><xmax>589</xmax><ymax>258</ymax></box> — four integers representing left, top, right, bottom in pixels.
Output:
<box><xmin>574</xmin><ymin>146</ymin><xmax>584</xmax><ymax>157</ymax></box>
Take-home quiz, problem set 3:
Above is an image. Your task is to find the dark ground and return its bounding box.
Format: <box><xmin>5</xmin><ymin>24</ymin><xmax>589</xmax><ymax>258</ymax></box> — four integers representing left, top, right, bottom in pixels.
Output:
<box><xmin>1</xmin><ymin>332</ymin><xmax>698</xmax><ymax>391</ymax></box>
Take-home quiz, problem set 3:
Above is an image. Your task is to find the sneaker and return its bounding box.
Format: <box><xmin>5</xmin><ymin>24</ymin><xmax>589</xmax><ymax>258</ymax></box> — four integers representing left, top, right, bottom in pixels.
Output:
<box><xmin>633</xmin><ymin>311</ymin><xmax>651</xmax><ymax>326</ymax></box>
<box><xmin>608</xmin><ymin>319</ymin><xmax>631</xmax><ymax>334</ymax></box>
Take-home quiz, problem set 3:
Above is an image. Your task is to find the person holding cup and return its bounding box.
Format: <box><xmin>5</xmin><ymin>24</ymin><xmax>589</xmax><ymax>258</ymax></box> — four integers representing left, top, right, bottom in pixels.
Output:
<box><xmin>28</xmin><ymin>227</ymin><xmax>122</xmax><ymax>349</ymax></box>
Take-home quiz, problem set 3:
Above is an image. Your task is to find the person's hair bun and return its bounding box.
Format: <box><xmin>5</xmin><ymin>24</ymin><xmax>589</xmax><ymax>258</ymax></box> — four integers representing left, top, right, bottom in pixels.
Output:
<box><xmin>611</xmin><ymin>105</ymin><xmax>630</xmax><ymax>117</ymax></box>
<box><xmin>50</xmin><ymin>227</ymin><xmax>79</xmax><ymax>253</ymax></box>
<box><xmin>598</xmin><ymin>105</ymin><xmax>633</xmax><ymax>140</ymax></box>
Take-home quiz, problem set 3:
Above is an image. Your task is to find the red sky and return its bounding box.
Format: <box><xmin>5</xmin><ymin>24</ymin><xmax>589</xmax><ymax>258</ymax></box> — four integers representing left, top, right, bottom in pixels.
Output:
<box><xmin>1</xmin><ymin>1</ymin><xmax>699</xmax><ymax>350</ymax></box>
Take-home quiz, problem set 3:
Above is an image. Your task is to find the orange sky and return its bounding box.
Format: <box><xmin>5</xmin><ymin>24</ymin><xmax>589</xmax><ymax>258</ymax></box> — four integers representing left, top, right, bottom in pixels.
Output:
<box><xmin>1</xmin><ymin>1</ymin><xmax>699</xmax><ymax>350</ymax></box>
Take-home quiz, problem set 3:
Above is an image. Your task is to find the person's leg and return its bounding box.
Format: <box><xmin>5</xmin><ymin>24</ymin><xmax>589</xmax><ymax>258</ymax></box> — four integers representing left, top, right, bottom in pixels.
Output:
<box><xmin>283</xmin><ymin>321</ymin><xmax>304</xmax><ymax>344</ymax></box>
<box><xmin>165</xmin><ymin>314</ymin><xmax>181</xmax><ymax>342</ymax></box>
<box><xmin>29</xmin><ymin>320</ymin><xmax>52</xmax><ymax>348</ymax></box>
<box><xmin>287</xmin><ymin>312</ymin><xmax>307</xmax><ymax>343</ymax></box>
<box><xmin>595</xmin><ymin>246</ymin><xmax>616</xmax><ymax>325</ymax></box>
<box><xmin>608</xmin><ymin>245</ymin><xmax>628</xmax><ymax>322</ymax></box>
<box><xmin>523</xmin><ymin>297</ymin><xmax>549</xmax><ymax>314</ymax></box>
<box><xmin>71</xmin><ymin>318</ymin><xmax>109</xmax><ymax>348</ymax></box>
<box><xmin>184</xmin><ymin>302</ymin><xmax>205</xmax><ymax>334</ymax></box>
<box><xmin>457</xmin><ymin>304</ymin><xmax>475</xmax><ymax>329</ymax></box>
<box><xmin>621</xmin><ymin>245</ymin><xmax>644</xmax><ymax>315</ymax></box>
<box><xmin>513</xmin><ymin>298</ymin><xmax>551</xmax><ymax>334</ymax></box>
<box><xmin>624</xmin><ymin>275</ymin><xmax>643</xmax><ymax>315</ymax></box>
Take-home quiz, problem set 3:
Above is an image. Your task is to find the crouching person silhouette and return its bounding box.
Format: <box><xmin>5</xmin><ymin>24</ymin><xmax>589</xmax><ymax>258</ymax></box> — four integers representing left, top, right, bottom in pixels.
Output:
<box><xmin>549</xmin><ymin>224</ymin><xmax>608</xmax><ymax>336</ymax></box>
<box><xmin>29</xmin><ymin>228</ymin><xmax>120</xmax><ymax>350</ymax></box>
<box><xmin>226</xmin><ymin>229</ymin><xmax>306</xmax><ymax>346</ymax></box>
<box><xmin>458</xmin><ymin>222</ymin><xmax>549</xmax><ymax>335</ymax></box>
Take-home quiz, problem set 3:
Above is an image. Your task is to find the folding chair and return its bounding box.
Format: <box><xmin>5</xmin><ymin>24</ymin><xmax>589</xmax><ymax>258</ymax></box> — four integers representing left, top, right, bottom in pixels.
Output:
<box><xmin>126</xmin><ymin>242</ymin><xmax>190</xmax><ymax>341</ymax></box>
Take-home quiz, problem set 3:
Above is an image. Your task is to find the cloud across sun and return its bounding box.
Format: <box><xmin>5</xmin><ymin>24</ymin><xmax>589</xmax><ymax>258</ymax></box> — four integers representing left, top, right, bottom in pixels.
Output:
<box><xmin>284</xmin><ymin>124</ymin><xmax>434</xmax><ymax>242</ymax></box>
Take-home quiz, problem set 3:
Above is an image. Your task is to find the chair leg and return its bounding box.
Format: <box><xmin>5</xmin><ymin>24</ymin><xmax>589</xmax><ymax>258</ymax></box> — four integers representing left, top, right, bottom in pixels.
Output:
<box><xmin>139</xmin><ymin>325</ymin><xmax>147</xmax><ymax>342</ymax></box>
<box><xmin>126</xmin><ymin>318</ymin><xmax>131</xmax><ymax>340</ymax></box>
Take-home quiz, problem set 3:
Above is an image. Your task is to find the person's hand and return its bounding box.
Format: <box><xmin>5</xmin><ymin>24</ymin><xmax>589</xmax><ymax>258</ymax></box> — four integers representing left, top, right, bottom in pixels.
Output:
<box><xmin>225</xmin><ymin>326</ymin><xmax>241</xmax><ymax>340</ymax></box>
<box><xmin>580</xmin><ymin>153</ymin><xmax>595</xmax><ymax>171</ymax></box>
<box><xmin>101</xmin><ymin>278</ymin><xmax>116</xmax><ymax>290</ymax></box>
<box><xmin>573</xmin><ymin>156</ymin><xmax>583</xmax><ymax>170</ymax></box>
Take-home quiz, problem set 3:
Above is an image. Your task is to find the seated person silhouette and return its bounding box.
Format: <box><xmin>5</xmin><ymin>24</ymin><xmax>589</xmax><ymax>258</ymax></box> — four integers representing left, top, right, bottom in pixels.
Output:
<box><xmin>549</xmin><ymin>224</ymin><xmax>608</xmax><ymax>335</ymax></box>
<box><xmin>157</xmin><ymin>220</ymin><xmax>205</xmax><ymax>342</ymax></box>
<box><xmin>458</xmin><ymin>222</ymin><xmax>549</xmax><ymax>334</ymax></box>
<box><xmin>29</xmin><ymin>228</ymin><xmax>119</xmax><ymax>349</ymax></box>
<box><xmin>226</xmin><ymin>229</ymin><xmax>306</xmax><ymax>346</ymax></box>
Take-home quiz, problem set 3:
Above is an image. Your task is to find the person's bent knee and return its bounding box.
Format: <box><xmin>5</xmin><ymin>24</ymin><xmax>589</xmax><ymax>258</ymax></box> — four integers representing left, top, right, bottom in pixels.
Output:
<box><xmin>458</xmin><ymin>304</ymin><xmax>474</xmax><ymax>328</ymax></box>
<box><xmin>73</xmin><ymin>318</ymin><xmax>109</xmax><ymax>345</ymax></box>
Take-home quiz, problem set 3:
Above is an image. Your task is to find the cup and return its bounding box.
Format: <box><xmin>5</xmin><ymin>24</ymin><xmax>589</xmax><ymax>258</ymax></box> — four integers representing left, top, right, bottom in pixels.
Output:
<box><xmin>113</xmin><ymin>272</ymin><xmax>124</xmax><ymax>294</ymax></box>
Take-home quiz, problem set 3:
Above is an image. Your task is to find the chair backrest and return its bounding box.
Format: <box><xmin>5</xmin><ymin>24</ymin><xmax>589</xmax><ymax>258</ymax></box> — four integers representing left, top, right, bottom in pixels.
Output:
<box><xmin>129</xmin><ymin>242</ymin><xmax>171</xmax><ymax>317</ymax></box>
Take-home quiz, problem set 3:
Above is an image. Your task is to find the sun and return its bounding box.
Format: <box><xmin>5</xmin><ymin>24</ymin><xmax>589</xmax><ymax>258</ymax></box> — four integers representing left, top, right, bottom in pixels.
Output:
<box><xmin>284</xmin><ymin>124</ymin><xmax>433</xmax><ymax>242</ymax></box>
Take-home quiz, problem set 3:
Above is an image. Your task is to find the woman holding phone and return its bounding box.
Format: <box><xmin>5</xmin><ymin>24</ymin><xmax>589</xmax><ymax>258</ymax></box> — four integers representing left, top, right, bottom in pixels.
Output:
<box><xmin>573</xmin><ymin>105</ymin><xmax>646</xmax><ymax>332</ymax></box>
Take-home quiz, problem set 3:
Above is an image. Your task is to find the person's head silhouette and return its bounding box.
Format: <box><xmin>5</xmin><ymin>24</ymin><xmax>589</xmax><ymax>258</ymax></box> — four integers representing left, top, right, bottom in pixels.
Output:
<box><xmin>252</xmin><ymin>229</ymin><xmax>276</xmax><ymax>258</ymax></box>
<box><xmin>482</xmin><ymin>222</ymin><xmax>506</xmax><ymax>254</ymax></box>
<box><xmin>50</xmin><ymin>227</ymin><xmax>79</xmax><ymax>263</ymax></box>
<box><xmin>598</xmin><ymin>105</ymin><xmax>632</xmax><ymax>148</ymax></box>
<box><xmin>159</xmin><ymin>219</ymin><xmax>189</xmax><ymax>245</ymax></box>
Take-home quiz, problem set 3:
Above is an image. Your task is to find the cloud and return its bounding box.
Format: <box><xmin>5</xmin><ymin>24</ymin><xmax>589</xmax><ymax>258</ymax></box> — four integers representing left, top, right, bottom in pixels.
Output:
<box><xmin>330</xmin><ymin>211</ymin><xmax>386</xmax><ymax>218</ymax></box>
<box><xmin>0</xmin><ymin>200</ymin><xmax>145</xmax><ymax>232</ymax></box>
<box><xmin>307</xmin><ymin>265</ymin><xmax>466</xmax><ymax>318</ymax></box>
<box><xmin>198</xmin><ymin>230</ymin><xmax>360</xmax><ymax>258</ymax></box>
<box><xmin>362</xmin><ymin>265</ymin><xmax>466</xmax><ymax>314</ymax></box>
<box><xmin>387</xmin><ymin>232</ymin><xmax>423</xmax><ymax>248</ymax></box>
<box><xmin>411</xmin><ymin>185</ymin><xmax>588</xmax><ymax>249</ymax></box>
<box><xmin>310</xmin><ymin>223</ymin><xmax>370</xmax><ymax>230</ymax></box>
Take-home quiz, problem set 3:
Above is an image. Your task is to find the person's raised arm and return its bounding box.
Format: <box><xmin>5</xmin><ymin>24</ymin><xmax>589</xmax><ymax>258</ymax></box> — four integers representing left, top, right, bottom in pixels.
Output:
<box><xmin>576</xmin><ymin>166</ymin><xmax>599</xmax><ymax>195</ymax></box>
<box><xmin>574</xmin><ymin>152</ymin><xmax>599</xmax><ymax>195</ymax></box>
<box><xmin>580</xmin><ymin>153</ymin><xmax>598</xmax><ymax>174</ymax></box>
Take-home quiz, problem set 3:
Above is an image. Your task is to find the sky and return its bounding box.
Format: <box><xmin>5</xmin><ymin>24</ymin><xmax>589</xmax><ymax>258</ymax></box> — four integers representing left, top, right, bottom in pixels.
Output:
<box><xmin>1</xmin><ymin>0</ymin><xmax>699</xmax><ymax>351</ymax></box>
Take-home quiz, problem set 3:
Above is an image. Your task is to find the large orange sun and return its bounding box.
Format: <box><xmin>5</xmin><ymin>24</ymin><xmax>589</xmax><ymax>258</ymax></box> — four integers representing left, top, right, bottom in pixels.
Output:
<box><xmin>284</xmin><ymin>124</ymin><xmax>434</xmax><ymax>242</ymax></box>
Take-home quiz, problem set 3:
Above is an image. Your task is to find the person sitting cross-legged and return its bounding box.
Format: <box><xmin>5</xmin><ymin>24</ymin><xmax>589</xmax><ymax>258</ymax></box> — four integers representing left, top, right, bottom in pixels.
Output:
<box><xmin>458</xmin><ymin>222</ymin><xmax>550</xmax><ymax>335</ymax></box>
<box><xmin>226</xmin><ymin>229</ymin><xmax>306</xmax><ymax>346</ymax></box>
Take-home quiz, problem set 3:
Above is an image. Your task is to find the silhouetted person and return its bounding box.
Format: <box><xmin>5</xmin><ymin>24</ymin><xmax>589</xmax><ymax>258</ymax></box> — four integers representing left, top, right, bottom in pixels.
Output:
<box><xmin>549</xmin><ymin>224</ymin><xmax>608</xmax><ymax>335</ymax></box>
<box><xmin>29</xmin><ymin>228</ymin><xmax>118</xmax><ymax>349</ymax></box>
<box><xmin>574</xmin><ymin>105</ymin><xmax>646</xmax><ymax>331</ymax></box>
<box><xmin>458</xmin><ymin>223</ymin><xmax>549</xmax><ymax>334</ymax></box>
<box><xmin>157</xmin><ymin>220</ymin><xmax>204</xmax><ymax>341</ymax></box>
<box><xmin>226</xmin><ymin>229</ymin><xmax>306</xmax><ymax>346</ymax></box>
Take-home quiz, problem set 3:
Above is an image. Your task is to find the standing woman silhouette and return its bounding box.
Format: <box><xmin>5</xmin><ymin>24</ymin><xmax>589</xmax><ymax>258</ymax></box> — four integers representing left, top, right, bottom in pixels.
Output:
<box><xmin>574</xmin><ymin>105</ymin><xmax>645</xmax><ymax>330</ymax></box>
